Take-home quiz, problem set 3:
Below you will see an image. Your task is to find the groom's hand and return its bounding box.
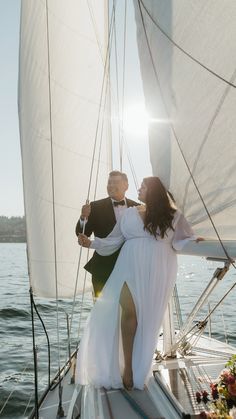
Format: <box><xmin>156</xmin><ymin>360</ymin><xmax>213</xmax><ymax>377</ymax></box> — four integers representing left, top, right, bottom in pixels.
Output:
<box><xmin>80</xmin><ymin>203</ymin><xmax>91</xmax><ymax>221</ymax></box>
<box><xmin>78</xmin><ymin>233</ymin><xmax>91</xmax><ymax>248</ymax></box>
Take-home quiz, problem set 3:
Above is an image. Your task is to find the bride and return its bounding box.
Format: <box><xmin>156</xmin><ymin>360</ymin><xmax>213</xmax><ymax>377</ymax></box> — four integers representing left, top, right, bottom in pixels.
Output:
<box><xmin>76</xmin><ymin>176</ymin><xmax>201</xmax><ymax>390</ymax></box>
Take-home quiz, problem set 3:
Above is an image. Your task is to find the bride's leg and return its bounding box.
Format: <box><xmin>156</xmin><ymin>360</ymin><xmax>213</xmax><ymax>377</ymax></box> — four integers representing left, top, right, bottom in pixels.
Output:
<box><xmin>119</xmin><ymin>282</ymin><xmax>137</xmax><ymax>390</ymax></box>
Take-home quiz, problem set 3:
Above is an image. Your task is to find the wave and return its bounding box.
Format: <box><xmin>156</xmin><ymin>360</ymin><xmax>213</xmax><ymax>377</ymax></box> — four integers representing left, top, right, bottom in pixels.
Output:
<box><xmin>0</xmin><ymin>308</ymin><xmax>30</xmax><ymax>319</ymax></box>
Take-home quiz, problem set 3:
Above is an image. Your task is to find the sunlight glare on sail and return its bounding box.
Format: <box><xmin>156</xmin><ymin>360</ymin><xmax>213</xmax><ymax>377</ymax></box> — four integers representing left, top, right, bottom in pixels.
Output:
<box><xmin>123</xmin><ymin>103</ymin><xmax>149</xmax><ymax>136</ymax></box>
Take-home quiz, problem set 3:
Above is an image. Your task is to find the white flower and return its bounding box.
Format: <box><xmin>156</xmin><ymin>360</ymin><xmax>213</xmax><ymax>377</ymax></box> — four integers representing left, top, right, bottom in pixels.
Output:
<box><xmin>229</xmin><ymin>407</ymin><xmax>236</xmax><ymax>419</ymax></box>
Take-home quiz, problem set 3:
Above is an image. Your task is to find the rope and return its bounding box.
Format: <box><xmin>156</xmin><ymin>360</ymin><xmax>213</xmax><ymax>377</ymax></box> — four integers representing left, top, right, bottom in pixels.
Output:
<box><xmin>137</xmin><ymin>0</ymin><xmax>236</xmax><ymax>268</ymax></box>
<box><xmin>29</xmin><ymin>287</ymin><xmax>39</xmax><ymax>419</ymax></box>
<box><xmin>0</xmin><ymin>359</ymin><xmax>32</xmax><ymax>416</ymax></box>
<box><xmin>139</xmin><ymin>0</ymin><xmax>236</xmax><ymax>89</ymax></box>
<box><xmin>32</xmin><ymin>297</ymin><xmax>51</xmax><ymax>387</ymax></box>
<box><xmin>45</xmin><ymin>2</ymin><xmax>64</xmax><ymax>415</ymax></box>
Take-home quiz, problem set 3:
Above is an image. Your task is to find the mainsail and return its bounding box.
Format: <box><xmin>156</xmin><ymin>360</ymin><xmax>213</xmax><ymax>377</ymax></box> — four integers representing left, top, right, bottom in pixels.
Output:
<box><xmin>18</xmin><ymin>0</ymin><xmax>111</xmax><ymax>297</ymax></box>
<box><xmin>134</xmin><ymin>0</ymin><xmax>236</xmax><ymax>241</ymax></box>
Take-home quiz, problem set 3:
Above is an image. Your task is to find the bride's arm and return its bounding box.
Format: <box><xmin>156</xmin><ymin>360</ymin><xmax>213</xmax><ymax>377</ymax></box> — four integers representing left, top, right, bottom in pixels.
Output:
<box><xmin>78</xmin><ymin>218</ymin><xmax>125</xmax><ymax>256</ymax></box>
<box><xmin>172</xmin><ymin>212</ymin><xmax>197</xmax><ymax>251</ymax></box>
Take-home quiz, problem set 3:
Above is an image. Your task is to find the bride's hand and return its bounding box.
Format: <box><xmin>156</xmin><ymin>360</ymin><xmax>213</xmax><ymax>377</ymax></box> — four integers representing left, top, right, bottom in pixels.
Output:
<box><xmin>195</xmin><ymin>237</ymin><xmax>205</xmax><ymax>242</ymax></box>
<box><xmin>78</xmin><ymin>233</ymin><xmax>91</xmax><ymax>248</ymax></box>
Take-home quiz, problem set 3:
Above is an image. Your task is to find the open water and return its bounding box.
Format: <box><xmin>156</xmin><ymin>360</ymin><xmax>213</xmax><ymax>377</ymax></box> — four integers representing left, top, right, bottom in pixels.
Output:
<box><xmin>0</xmin><ymin>243</ymin><xmax>236</xmax><ymax>418</ymax></box>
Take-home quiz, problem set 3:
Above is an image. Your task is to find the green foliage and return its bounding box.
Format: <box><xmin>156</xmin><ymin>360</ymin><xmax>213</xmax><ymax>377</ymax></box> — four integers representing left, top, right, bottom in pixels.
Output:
<box><xmin>0</xmin><ymin>216</ymin><xmax>26</xmax><ymax>242</ymax></box>
<box><xmin>226</xmin><ymin>355</ymin><xmax>236</xmax><ymax>374</ymax></box>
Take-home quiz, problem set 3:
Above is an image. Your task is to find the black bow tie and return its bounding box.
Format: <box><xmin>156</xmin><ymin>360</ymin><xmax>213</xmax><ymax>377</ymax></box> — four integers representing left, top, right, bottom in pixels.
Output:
<box><xmin>113</xmin><ymin>200</ymin><xmax>126</xmax><ymax>207</ymax></box>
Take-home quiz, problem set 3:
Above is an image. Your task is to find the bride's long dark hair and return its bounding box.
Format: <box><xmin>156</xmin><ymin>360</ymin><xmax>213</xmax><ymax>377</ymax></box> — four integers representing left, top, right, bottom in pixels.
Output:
<box><xmin>143</xmin><ymin>177</ymin><xmax>176</xmax><ymax>238</ymax></box>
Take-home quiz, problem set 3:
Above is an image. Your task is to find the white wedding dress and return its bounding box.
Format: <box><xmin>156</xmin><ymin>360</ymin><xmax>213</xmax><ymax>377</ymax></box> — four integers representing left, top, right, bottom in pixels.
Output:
<box><xmin>76</xmin><ymin>207</ymin><xmax>195</xmax><ymax>389</ymax></box>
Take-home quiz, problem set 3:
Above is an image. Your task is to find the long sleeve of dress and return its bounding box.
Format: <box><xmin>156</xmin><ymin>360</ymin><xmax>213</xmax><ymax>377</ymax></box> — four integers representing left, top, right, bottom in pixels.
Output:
<box><xmin>172</xmin><ymin>212</ymin><xmax>196</xmax><ymax>251</ymax></box>
<box><xmin>90</xmin><ymin>218</ymin><xmax>125</xmax><ymax>256</ymax></box>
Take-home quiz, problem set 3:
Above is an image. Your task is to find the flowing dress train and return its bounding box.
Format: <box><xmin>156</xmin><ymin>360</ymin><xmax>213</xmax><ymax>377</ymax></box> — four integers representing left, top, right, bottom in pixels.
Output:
<box><xmin>76</xmin><ymin>207</ymin><xmax>195</xmax><ymax>389</ymax></box>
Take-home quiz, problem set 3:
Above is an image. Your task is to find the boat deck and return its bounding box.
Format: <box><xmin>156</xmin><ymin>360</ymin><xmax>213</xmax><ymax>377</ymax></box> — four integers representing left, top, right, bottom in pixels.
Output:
<box><xmin>32</xmin><ymin>335</ymin><xmax>235</xmax><ymax>419</ymax></box>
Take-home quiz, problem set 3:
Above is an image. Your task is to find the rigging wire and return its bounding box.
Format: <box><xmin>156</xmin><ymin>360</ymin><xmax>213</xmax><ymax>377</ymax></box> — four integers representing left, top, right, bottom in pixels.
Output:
<box><xmin>23</xmin><ymin>390</ymin><xmax>34</xmax><ymax>418</ymax></box>
<box><xmin>70</xmin><ymin>0</ymin><xmax>140</xmax><ymax>353</ymax></box>
<box><xmin>139</xmin><ymin>0</ymin><xmax>236</xmax><ymax>89</ymax></box>
<box><xmin>93</xmin><ymin>46</ymin><xmax>112</xmax><ymax>200</ymax></box>
<box><xmin>123</xmin><ymin>134</ymin><xmax>139</xmax><ymax>190</ymax></box>
<box><xmin>68</xmin><ymin>0</ymin><xmax>141</xmax><ymax>365</ymax></box>
<box><xmin>69</xmin><ymin>1</ymin><xmax>141</xmax><ymax>346</ymax></box>
<box><xmin>173</xmin><ymin>284</ymin><xmax>183</xmax><ymax>329</ymax></box>
<box><xmin>86</xmin><ymin>0</ymin><xmax>105</xmax><ymax>64</ymax></box>
<box><xmin>85</xmin><ymin>1</ymin><xmax>117</xmax><ymax>203</ymax></box>
<box><xmin>220</xmin><ymin>305</ymin><xmax>229</xmax><ymax>344</ymax></box>
<box><xmin>111</xmin><ymin>0</ymin><xmax>139</xmax><ymax>187</ymax></box>
<box><xmin>113</xmin><ymin>0</ymin><xmax>122</xmax><ymax>171</ymax></box>
<box><xmin>137</xmin><ymin>0</ymin><xmax>236</xmax><ymax>268</ymax></box>
<box><xmin>68</xmin><ymin>0</ymin><xmax>117</xmax><ymax>345</ymax></box>
<box><xmin>204</xmin><ymin>278</ymin><xmax>236</xmax><ymax>323</ymax></box>
<box><xmin>72</xmin><ymin>79</ymin><xmax>112</xmax><ymax>354</ymax></box>
<box><xmin>120</xmin><ymin>0</ymin><xmax>128</xmax><ymax>171</ymax></box>
<box><xmin>45</xmin><ymin>1</ymin><xmax>64</xmax><ymax>416</ymax></box>
<box><xmin>170</xmin><ymin>272</ymin><xmax>236</xmax><ymax>355</ymax></box>
<box><xmin>69</xmin><ymin>84</ymin><xmax>110</xmax><ymax>370</ymax></box>
<box><xmin>181</xmin><ymin>67</ymin><xmax>236</xmax><ymax>216</ymax></box>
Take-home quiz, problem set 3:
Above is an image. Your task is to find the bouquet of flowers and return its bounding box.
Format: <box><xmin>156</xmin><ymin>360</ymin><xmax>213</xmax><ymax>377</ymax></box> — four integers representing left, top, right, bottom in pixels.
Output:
<box><xmin>196</xmin><ymin>355</ymin><xmax>236</xmax><ymax>418</ymax></box>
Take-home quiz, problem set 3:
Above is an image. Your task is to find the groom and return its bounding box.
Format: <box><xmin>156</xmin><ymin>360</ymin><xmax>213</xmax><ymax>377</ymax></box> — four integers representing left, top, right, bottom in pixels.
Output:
<box><xmin>75</xmin><ymin>171</ymin><xmax>139</xmax><ymax>296</ymax></box>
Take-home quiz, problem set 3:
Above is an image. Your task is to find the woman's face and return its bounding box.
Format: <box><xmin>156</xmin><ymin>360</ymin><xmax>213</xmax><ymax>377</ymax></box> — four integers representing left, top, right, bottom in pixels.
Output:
<box><xmin>138</xmin><ymin>181</ymin><xmax>148</xmax><ymax>203</ymax></box>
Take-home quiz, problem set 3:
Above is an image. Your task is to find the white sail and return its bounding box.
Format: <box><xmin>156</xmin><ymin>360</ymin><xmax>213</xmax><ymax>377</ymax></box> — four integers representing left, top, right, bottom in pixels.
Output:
<box><xmin>18</xmin><ymin>0</ymin><xmax>111</xmax><ymax>297</ymax></box>
<box><xmin>134</xmin><ymin>0</ymin><xmax>236</xmax><ymax>243</ymax></box>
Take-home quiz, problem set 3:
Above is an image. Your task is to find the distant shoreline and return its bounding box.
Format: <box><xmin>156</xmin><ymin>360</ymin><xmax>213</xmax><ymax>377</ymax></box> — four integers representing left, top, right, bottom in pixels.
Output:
<box><xmin>0</xmin><ymin>216</ymin><xmax>26</xmax><ymax>243</ymax></box>
<box><xmin>0</xmin><ymin>236</ymin><xmax>26</xmax><ymax>243</ymax></box>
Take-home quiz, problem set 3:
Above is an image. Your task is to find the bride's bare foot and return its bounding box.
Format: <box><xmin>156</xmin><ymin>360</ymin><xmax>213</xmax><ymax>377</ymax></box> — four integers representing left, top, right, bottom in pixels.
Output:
<box><xmin>123</xmin><ymin>368</ymin><xmax>133</xmax><ymax>391</ymax></box>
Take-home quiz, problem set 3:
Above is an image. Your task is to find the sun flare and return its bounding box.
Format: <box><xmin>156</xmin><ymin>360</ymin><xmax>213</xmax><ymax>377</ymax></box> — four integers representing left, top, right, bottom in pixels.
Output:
<box><xmin>122</xmin><ymin>104</ymin><xmax>149</xmax><ymax>136</ymax></box>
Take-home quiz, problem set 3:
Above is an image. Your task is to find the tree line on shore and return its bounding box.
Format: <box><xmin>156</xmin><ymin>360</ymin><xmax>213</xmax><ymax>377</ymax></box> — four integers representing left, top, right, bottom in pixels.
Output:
<box><xmin>0</xmin><ymin>216</ymin><xmax>26</xmax><ymax>242</ymax></box>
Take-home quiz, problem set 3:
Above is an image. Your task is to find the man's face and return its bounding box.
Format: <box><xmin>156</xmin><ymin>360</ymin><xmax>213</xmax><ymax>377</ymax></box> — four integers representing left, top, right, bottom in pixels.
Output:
<box><xmin>107</xmin><ymin>175</ymin><xmax>128</xmax><ymax>200</ymax></box>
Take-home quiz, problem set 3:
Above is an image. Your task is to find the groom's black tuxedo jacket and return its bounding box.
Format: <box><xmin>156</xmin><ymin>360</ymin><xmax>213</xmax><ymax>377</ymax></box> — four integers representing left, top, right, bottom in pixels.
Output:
<box><xmin>75</xmin><ymin>197</ymin><xmax>139</xmax><ymax>285</ymax></box>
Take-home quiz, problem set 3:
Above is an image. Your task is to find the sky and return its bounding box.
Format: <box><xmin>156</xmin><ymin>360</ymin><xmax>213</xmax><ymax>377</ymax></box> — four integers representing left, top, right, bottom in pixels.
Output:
<box><xmin>0</xmin><ymin>0</ymin><xmax>23</xmax><ymax>216</ymax></box>
<box><xmin>0</xmin><ymin>1</ymin><xmax>151</xmax><ymax>217</ymax></box>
